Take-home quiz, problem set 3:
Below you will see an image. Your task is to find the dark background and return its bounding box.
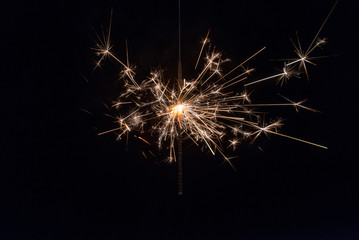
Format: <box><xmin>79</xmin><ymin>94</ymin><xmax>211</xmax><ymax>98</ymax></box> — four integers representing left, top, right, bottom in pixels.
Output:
<box><xmin>2</xmin><ymin>0</ymin><xmax>358</xmax><ymax>239</ymax></box>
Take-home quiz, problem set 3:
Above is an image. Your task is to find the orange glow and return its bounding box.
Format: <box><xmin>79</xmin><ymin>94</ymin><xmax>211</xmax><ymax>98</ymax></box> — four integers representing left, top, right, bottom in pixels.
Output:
<box><xmin>171</xmin><ymin>104</ymin><xmax>185</xmax><ymax>124</ymax></box>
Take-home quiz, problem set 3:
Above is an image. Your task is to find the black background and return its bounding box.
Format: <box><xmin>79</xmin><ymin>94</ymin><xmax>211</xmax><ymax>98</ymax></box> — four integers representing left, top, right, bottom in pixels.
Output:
<box><xmin>2</xmin><ymin>0</ymin><xmax>359</xmax><ymax>239</ymax></box>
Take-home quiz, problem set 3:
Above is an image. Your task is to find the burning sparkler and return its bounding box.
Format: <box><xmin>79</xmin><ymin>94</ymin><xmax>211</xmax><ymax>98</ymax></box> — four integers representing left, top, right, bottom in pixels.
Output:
<box><xmin>90</xmin><ymin>1</ymin><xmax>338</xmax><ymax>194</ymax></box>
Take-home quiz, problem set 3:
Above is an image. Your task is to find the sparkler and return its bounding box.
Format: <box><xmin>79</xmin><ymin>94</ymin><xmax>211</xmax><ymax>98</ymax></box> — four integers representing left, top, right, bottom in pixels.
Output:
<box><xmin>91</xmin><ymin>1</ymin><xmax>338</xmax><ymax>195</ymax></box>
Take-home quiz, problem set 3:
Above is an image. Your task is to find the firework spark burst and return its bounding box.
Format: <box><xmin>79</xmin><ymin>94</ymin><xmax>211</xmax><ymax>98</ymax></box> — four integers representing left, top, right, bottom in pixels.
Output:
<box><xmin>90</xmin><ymin>1</ymin><xmax>337</xmax><ymax>177</ymax></box>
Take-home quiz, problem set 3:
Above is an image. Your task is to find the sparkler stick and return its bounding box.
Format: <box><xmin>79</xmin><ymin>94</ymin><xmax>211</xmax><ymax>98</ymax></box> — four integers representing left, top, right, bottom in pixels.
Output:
<box><xmin>177</xmin><ymin>0</ymin><xmax>184</xmax><ymax>195</ymax></box>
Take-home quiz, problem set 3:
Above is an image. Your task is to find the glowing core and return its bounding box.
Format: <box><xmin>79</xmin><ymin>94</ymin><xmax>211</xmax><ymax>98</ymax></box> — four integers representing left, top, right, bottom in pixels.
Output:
<box><xmin>171</xmin><ymin>104</ymin><xmax>185</xmax><ymax>116</ymax></box>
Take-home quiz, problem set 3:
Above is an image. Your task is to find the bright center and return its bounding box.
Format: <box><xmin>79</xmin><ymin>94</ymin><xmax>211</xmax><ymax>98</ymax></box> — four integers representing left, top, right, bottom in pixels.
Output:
<box><xmin>171</xmin><ymin>104</ymin><xmax>185</xmax><ymax>116</ymax></box>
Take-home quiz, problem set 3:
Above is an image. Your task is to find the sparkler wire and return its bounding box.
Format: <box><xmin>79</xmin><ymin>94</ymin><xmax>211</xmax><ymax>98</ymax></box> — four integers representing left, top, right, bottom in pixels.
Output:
<box><xmin>177</xmin><ymin>0</ymin><xmax>183</xmax><ymax>195</ymax></box>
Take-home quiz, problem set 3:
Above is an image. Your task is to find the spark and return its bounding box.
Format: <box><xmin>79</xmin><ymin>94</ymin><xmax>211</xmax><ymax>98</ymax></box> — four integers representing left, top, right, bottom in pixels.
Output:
<box><xmin>91</xmin><ymin>2</ymin><xmax>337</xmax><ymax>171</ymax></box>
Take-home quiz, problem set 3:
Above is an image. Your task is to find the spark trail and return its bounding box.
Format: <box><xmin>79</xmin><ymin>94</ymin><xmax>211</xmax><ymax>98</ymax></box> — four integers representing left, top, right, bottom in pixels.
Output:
<box><xmin>90</xmin><ymin>1</ymin><xmax>338</xmax><ymax>192</ymax></box>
